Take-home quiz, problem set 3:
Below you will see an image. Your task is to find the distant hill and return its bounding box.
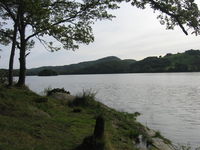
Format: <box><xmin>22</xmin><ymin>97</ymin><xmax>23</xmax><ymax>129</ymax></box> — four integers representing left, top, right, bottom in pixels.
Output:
<box><xmin>25</xmin><ymin>49</ymin><xmax>200</xmax><ymax>75</ymax></box>
<box><xmin>164</xmin><ymin>50</ymin><xmax>200</xmax><ymax>72</ymax></box>
<box><xmin>26</xmin><ymin>56</ymin><xmax>136</xmax><ymax>75</ymax></box>
<box><xmin>130</xmin><ymin>49</ymin><xmax>200</xmax><ymax>73</ymax></box>
<box><xmin>38</xmin><ymin>69</ymin><xmax>58</xmax><ymax>76</ymax></box>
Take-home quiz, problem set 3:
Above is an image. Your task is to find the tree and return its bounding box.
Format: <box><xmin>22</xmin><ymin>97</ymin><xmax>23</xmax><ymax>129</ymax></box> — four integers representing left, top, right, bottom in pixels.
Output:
<box><xmin>0</xmin><ymin>0</ymin><xmax>37</xmax><ymax>86</ymax></box>
<box><xmin>175</xmin><ymin>62</ymin><xmax>188</xmax><ymax>72</ymax></box>
<box><xmin>0</xmin><ymin>1</ymin><xmax>17</xmax><ymax>86</ymax></box>
<box><xmin>0</xmin><ymin>0</ymin><xmax>200</xmax><ymax>87</ymax></box>
<box><xmin>0</xmin><ymin>0</ymin><xmax>119</xmax><ymax>86</ymax></box>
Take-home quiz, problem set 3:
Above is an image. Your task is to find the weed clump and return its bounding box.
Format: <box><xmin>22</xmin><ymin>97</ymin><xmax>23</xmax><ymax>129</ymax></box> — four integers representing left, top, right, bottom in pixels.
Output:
<box><xmin>47</xmin><ymin>88</ymin><xmax>70</xmax><ymax>96</ymax></box>
<box><xmin>68</xmin><ymin>90</ymin><xmax>99</xmax><ymax>108</ymax></box>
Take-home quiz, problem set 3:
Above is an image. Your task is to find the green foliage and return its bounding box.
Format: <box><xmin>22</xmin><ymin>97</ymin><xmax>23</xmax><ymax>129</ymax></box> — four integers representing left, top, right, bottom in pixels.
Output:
<box><xmin>129</xmin><ymin>49</ymin><xmax>200</xmax><ymax>73</ymax></box>
<box><xmin>77</xmin><ymin>60</ymin><xmax>131</xmax><ymax>74</ymax></box>
<box><xmin>68</xmin><ymin>90</ymin><xmax>99</xmax><ymax>108</ymax></box>
<box><xmin>174</xmin><ymin>143</ymin><xmax>200</xmax><ymax>150</ymax></box>
<box><xmin>0</xmin><ymin>69</ymin><xmax>8</xmax><ymax>85</ymax></box>
<box><xmin>130</xmin><ymin>56</ymin><xmax>171</xmax><ymax>73</ymax></box>
<box><xmin>46</xmin><ymin>87</ymin><xmax>70</xmax><ymax>96</ymax></box>
<box><xmin>155</xmin><ymin>131</ymin><xmax>162</xmax><ymax>138</ymax></box>
<box><xmin>0</xmin><ymin>0</ymin><xmax>120</xmax><ymax>86</ymax></box>
<box><xmin>127</xmin><ymin>129</ymin><xmax>140</xmax><ymax>139</ymax></box>
<box><xmin>0</xmin><ymin>0</ymin><xmax>118</xmax><ymax>51</ymax></box>
<box><xmin>26</xmin><ymin>56</ymin><xmax>136</xmax><ymax>75</ymax></box>
<box><xmin>41</xmin><ymin>86</ymin><xmax>52</xmax><ymax>96</ymax></box>
<box><xmin>0</xmin><ymin>86</ymin><xmax>95</xmax><ymax>149</ymax></box>
<box><xmin>174</xmin><ymin>62</ymin><xmax>188</xmax><ymax>72</ymax></box>
<box><xmin>174</xmin><ymin>142</ymin><xmax>200</xmax><ymax>150</ymax></box>
<box><xmin>164</xmin><ymin>49</ymin><xmax>200</xmax><ymax>72</ymax></box>
<box><xmin>26</xmin><ymin>50</ymin><xmax>200</xmax><ymax>75</ymax></box>
<box><xmin>131</xmin><ymin>0</ymin><xmax>200</xmax><ymax>35</ymax></box>
<box><xmin>177</xmin><ymin>144</ymin><xmax>191</xmax><ymax>150</ymax></box>
<box><xmin>38</xmin><ymin>69</ymin><xmax>58</xmax><ymax>76</ymax></box>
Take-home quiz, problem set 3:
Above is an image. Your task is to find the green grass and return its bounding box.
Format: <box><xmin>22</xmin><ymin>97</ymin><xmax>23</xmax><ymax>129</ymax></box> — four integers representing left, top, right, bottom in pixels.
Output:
<box><xmin>0</xmin><ymin>85</ymin><xmax>169</xmax><ymax>150</ymax></box>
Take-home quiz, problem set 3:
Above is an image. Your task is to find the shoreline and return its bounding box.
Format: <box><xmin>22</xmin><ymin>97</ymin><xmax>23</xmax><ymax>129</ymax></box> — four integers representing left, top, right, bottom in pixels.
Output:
<box><xmin>50</xmin><ymin>91</ymin><xmax>176</xmax><ymax>150</ymax></box>
<box><xmin>0</xmin><ymin>85</ymin><xmax>178</xmax><ymax>150</ymax></box>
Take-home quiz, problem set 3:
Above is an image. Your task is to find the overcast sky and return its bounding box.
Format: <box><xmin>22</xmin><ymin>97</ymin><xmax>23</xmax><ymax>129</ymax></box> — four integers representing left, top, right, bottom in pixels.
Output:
<box><xmin>1</xmin><ymin>2</ymin><xmax>200</xmax><ymax>69</ymax></box>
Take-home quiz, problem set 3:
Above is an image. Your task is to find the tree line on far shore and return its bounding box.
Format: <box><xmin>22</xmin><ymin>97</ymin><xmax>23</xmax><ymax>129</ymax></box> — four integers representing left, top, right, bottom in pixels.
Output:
<box><xmin>1</xmin><ymin>49</ymin><xmax>200</xmax><ymax>78</ymax></box>
<box><xmin>26</xmin><ymin>49</ymin><xmax>200</xmax><ymax>76</ymax></box>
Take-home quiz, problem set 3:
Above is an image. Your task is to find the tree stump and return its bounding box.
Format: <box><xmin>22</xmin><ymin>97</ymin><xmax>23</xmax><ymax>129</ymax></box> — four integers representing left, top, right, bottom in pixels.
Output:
<box><xmin>93</xmin><ymin>115</ymin><xmax>105</xmax><ymax>138</ymax></box>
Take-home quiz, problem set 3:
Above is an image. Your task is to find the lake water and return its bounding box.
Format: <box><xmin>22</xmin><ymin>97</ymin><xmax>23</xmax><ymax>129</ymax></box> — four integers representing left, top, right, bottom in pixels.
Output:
<box><xmin>25</xmin><ymin>73</ymin><xmax>200</xmax><ymax>149</ymax></box>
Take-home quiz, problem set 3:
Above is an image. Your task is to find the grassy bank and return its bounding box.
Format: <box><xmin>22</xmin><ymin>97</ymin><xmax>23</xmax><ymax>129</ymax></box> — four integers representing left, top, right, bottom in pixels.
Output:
<box><xmin>0</xmin><ymin>85</ymin><xmax>171</xmax><ymax>150</ymax></box>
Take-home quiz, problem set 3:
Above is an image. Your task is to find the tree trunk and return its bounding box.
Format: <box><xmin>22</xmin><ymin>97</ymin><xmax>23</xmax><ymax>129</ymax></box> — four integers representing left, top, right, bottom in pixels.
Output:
<box><xmin>8</xmin><ymin>21</ymin><xmax>18</xmax><ymax>86</ymax></box>
<box><xmin>17</xmin><ymin>44</ymin><xmax>26</xmax><ymax>87</ymax></box>
<box><xmin>17</xmin><ymin>9</ymin><xmax>26</xmax><ymax>87</ymax></box>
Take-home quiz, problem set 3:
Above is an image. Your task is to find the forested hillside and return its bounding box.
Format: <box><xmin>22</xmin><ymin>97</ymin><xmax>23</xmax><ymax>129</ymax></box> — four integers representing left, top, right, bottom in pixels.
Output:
<box><xmin>26</xmin><ymin>49</ymin><xmax>200</xmax><ymax>75</ymax></box>
<box><xmin>5</xmin><ymin>49</ymin><xmax>199</xmax><ymax>76</ymax></box>
<box><xmin>130</xmin><ymin>49</ymin><xmax>200</xmax><ymax>73</ymax></box>
<box><xmin>26</xmin><ymin>56</ymin><xmax>136</xmax><ymax>75</ymax></box>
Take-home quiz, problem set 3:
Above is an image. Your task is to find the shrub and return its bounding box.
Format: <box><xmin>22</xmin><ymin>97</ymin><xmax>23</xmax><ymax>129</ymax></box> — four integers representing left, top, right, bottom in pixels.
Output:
<box><xmin>47</xmin><ymin>88</ymin><xmax>70</xmax><ymax>96</ymax></box>
<box><xmin>68</xmin><ymin>90</ymin><xmax>98</xmax><ymax>107</ymax></box>
<box><xmin>0</xmin><ymin>69</ymin><xmax>8</xmax><ymax>85</ymax></box>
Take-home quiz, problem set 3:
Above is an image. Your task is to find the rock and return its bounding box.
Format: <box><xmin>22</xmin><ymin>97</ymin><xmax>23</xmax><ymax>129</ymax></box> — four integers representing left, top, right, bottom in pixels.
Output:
<box><xmin>144</xmin><ymin>126</ymin><xmax>156</xmax><ymax>137</ymax></box>
<box><xmin>48</xmin><ymin>92</ymin><xmax>75</xmax><ymax>102</ymax></box>
<box><xmin>152</xmin><ymin>138</ymin><xmax>176</xmax><ymax>150</ymax></box>
<box><xmin>29</xmin><ymin>106</ymin><xmax>51</xmax><ymax>118</ymax></box>
<box><xmin>142</xmin><ymin>126</ymin><xmax>176</xmax><ymax>150</ymax></box>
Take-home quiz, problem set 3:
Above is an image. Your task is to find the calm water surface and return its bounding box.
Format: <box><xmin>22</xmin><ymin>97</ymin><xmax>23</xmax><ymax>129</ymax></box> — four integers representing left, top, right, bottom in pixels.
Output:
<box><xmin>25</xmin><ymin>73</ymin><xmax>200</xmax><ymax>148</ymax></box>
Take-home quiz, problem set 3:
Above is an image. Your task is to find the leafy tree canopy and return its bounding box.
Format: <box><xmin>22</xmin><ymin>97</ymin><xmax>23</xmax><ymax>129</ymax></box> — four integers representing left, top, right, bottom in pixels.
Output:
<box><xmin>0</xmin><ymin>0</ymin><xmax>119</xmax><ymax>51</ymax></box>
<box><xmin>0</xmin><ymin>0</ymin><xmax>199</xmax><ymax>52</ymax></box>
<box><xmin>129</xmin><ymin>0</ymin><xmax>200</xmax><ymax>35</ymax></box>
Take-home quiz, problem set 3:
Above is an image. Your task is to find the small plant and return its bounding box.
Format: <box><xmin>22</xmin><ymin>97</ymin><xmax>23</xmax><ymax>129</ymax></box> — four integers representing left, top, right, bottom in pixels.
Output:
<box><xmin>155</xmin><ymin>131</ymin><xmax>162</xmax><ymax>138</ymax></box>
<box><xmin>174</xmin><ymin>143</ymin><xmax>200</xmax><ymax>150</ymax></box>
<box><xmin>0</xmin><ymin>69</ymin><xmax>8</xmax><ymax>85</ymax></box>
<box><xmin>133</xmin><ymin>112</ymin><xmax>141</xmax><ymax>117</ymax></box>
<box><xmin>128</xmin><ymin>129</ymin><xmax>140</xmax><ymax>139</ymax></box>
<box><xmin>175</xmin><ymin>143</ymin><xmax>191</xmax><ymax>150</ymax></box>
<box><xmin>41</xmin><ymin>86</ymin><xmax>52</xmax><ymax>96</ymax></box>
<box><xmin>68</xmin><ymin>89</ymin><xmax>97</xmax><ymax>107</ymax></box>
<box><xmin>154</xmin><ymin>131</ymin><xmax>171</xmax><ymax>144</ymax></box>
<box><xmin>146</xmin><ymin>137</ymin><xmax>153</xmax><ymax>147</ymax></box>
